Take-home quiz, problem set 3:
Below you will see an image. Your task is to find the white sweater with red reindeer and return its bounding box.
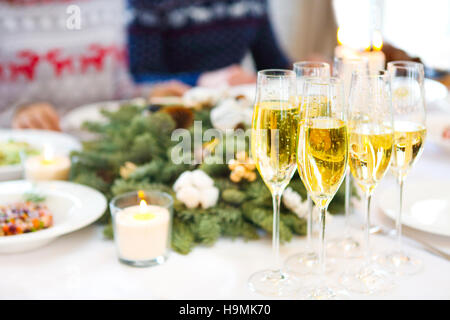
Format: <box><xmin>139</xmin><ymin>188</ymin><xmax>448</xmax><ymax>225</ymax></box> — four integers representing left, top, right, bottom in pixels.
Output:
<box><xmin>0</xmin><ymin>0</ymin><xmax>130</xmax><ymax>127</ymax></box>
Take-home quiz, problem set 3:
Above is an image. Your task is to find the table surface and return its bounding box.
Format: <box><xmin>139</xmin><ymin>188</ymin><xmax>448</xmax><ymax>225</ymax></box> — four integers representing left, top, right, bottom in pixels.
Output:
<box><xmin>1</xmin><ymin>108</ymin><xmax>450</xmax><ymax>300</ymax></box>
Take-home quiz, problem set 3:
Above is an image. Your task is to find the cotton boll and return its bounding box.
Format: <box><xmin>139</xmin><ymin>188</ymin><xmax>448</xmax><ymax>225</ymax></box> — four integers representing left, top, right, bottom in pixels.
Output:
<box><xmin>190</xmin><ymin>170</ymin><xmax>214</xmax><ymax>189</ymax></box>
<box><xmin>294</xmin><ymin>201</ymin><xmax>310</xmax><ymax>219</ymax></box>
<box><xmin>176</xmin><ymin>186</ymin><xmax>200</xmax><ymax>209</ymax></box>
<box><xmin>210</xmin><ymin>98</ymin><xmax>252</xmax><ymax>131</ymax></box>
<box><xmin>173</xmin><ymin>171</ymin><xmax>193</xmax><ymax>192</ymax></box>
<box><xmin>174</xmin><ymin>170</ymin><xmax>217</xmax><ymax>209</ymax></box>
<box><xmin>200</xmin><ymin>187</ymin><xmax>219</xmax><ymax>209</ymax></box>
<box><xmin>283</xmin><ymin>187</ymin><xmax>303</xmax><ymax>211</ymax></box>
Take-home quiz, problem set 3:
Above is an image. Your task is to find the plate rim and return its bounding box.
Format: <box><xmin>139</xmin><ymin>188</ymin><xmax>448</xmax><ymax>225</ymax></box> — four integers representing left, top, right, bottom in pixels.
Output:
<box><xmin>378</xmin><ymin>179</ymin><xmax>450</xmax><ymax>237</ymax></box>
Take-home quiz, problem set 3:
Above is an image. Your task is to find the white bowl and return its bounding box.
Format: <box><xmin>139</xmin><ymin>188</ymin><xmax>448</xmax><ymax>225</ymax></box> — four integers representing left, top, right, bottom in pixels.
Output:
<box><xmin>0</xmin><ymin>180</ymin><xmax>107</xmax><ymax>253</ymax></box>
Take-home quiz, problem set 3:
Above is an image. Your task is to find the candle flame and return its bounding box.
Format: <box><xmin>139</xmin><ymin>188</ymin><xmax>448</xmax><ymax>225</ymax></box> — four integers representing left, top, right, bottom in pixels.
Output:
<box><xmin>42</xmin><ymin>144</ymin><xmax>54</xmax><ymax>164</ymax></box>
<box><xmin>337</xmin><ymin>27</ymin><xmax>343</xmax><ymax>45</ymax></box>
<box><xmin>139</xmin><ymin>199</ymin><xmax>148</xmax><ymax>214</ymax></box>
<box><xmin>372</xmin><ymin>30</ymin><xmax>383</xmax><ymax>51</ymax></box>
<box><xmin>138</xmin><ymin>190</ymin><xmax>145</xmax><ymax>199</ymax></box>
<box><xmin>338</xmin><ymin>26</ymin><xmax>377</xmax><ymax>51</ymax></box>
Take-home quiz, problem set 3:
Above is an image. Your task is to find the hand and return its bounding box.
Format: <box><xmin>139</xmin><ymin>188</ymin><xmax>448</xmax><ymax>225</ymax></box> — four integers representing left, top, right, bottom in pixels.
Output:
<box><xmin>149</xmin><ymin>80</ymin><xmax>191</xmax><ymax>98</ymax></box>
<box><xmin>382</xmin><ymin>43</ymin><xmax>422</xmax><ymax>63</ymax></box>
<box><xmin>197</xmin><ymin>65</ymin><xmax>257</xmax><ymax>87</ymax></box>
<box><xmin>12</xmin><ymin>102</ymin><xmax>60</xmax><ymax>131</ymax></box>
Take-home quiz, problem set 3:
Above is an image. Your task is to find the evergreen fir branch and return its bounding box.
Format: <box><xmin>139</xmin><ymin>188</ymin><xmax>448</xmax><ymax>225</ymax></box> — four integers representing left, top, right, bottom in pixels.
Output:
<box><xmin>71</xmin><ymin>171</ymin><xmax>111</xmax><ymax>196</ymax></box>
<box><xmin>199</xmin><ymin>159</ymin><xmax>230</xmax><ymax>177</ymax></box>
<box><xmin>221</xmin><ymin>189</ymin><xmax>247</xmax><ymax>205</ymax></box>
<box><xmin>191</xmin><ymin>213</ymin><xmax>221</xmax><ymax>246</ymax></box>
<box><xmin>281</xmin><ymin>213</ymin><xmax>306</xmax><ymax>236</ymax></box>
<box><xmin>103</xmin><ymin>223</ymin><xmax>114</xmax><ymax>239</ymax></box>
<box><xmin>172</xmin><ymin>218</ymin><xmax>196</xmax><ymax>255</ymax></box>
<box><xmin>111</xmin><ymin>180</ymin><xmax>173</xmax><ymax>197</ymax></box>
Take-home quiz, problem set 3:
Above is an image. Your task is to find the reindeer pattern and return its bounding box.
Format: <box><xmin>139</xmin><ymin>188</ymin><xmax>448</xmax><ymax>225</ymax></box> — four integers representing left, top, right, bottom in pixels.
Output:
<box><xmin>2</xmin><ymin>44</ymin><xmax>127</xmax><ymax>82</ymax></box>
<box><xmin>9</xmin><ymin>50</ymin><xmax>40</xmax><ymax>81</ymax></box>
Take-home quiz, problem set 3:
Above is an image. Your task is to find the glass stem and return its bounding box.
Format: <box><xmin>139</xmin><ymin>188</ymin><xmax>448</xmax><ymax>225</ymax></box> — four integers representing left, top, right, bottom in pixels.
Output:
<box><xmin>344</xmin><ymin>169</ymin><xmax>351</xmax><ymax>235</ymax></box>
<box><xmin>396</xmin><ymin>179</ymin><xmax>404</xmax><ymax>252</ymax></box>
<box><xmin>364</xmin><ymin>193</ymin><xmax>372</xmax><ymax>264</ymax></box>
<box><xmin>318</xmin><ymin>206</ymin><xmax>327</xmax><ymax>276</ymax></box>
<box><xmin>272</xmin><ymin>190</ymin><xmax>282</xmax><ymax>271</ymax></box>
<box><xmin>306</xmin><ymin>194</ymin><xmax>313</xmax><ymax>248</ymax></box>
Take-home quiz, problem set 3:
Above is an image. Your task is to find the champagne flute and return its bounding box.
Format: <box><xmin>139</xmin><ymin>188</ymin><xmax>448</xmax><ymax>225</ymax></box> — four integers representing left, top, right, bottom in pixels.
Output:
<box><xmin>285</xmin><ymin>61</ymin><xmax>331</xmax><ymax>275</ymax></box>
<box><xmin>339</xmin><ymin>71</ymin><xmax>395</xmax><ymax>294</ymax></box>
<box><xmin>328</xmin><ymin>57</ymin><xmax>369</xmax><ymax>259</ymax></box>
<box><xmin>249</xmin><ymin>69</ymin><xmax>299</xmax><ymax>296</ymax></box>
<box><xmin>380</xmin><ymin>61</ymin><xmax>426</xmax><ymax>275</ymax></box>
<box><xmin>297</xmin><ymin>77</ymin><xmax>348</xmax><ymax>299</ymax></box>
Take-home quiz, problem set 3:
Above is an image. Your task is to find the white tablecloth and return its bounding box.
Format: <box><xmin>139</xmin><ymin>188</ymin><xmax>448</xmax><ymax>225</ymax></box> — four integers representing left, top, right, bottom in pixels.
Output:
<box><xmin>1</xmin><ymin>111</ymin><xmax>449</xmax><ymax>300</ymax></box>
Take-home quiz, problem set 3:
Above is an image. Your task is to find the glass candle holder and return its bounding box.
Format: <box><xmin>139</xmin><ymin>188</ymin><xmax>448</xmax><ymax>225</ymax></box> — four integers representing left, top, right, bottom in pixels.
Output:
<box><xmin>110</xmin><ymin>190</ymin><xmax>173</xmax><ymax>267</ymax></box>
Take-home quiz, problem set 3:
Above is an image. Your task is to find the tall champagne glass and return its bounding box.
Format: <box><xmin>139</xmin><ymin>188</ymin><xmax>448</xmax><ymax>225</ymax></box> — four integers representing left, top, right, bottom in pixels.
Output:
<box><xmin>249</xmin><ymin>69</ymin><xmax>299</xmax><ymax>296</ymax></box>
<box><xmin>285</xmin><ymin>61</ymin><xmax>331</xmax><ymax>275</ymax></box>
<box><xmin>297</xmin><ymin>77</ymin><xmax>348</xmax><ymax>299</ymax></box>
<box><xmin>380</xmin><ymin>61</ymin><xmax>426</xmax><ymax>275</ymax></box>
<box><xmin>328</xmin><ymin>57</ymin><xmax>369</xmax><ymax>259</ymax></box>
<box><xmin>339</xmin><ymin>71</ymin><xmax>395</xmax><ymax>294</ymax></box>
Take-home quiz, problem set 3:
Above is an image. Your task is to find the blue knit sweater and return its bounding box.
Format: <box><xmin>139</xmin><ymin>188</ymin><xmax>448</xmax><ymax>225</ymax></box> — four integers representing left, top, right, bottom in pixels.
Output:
<box><xmin>127</xmin><ymin>0</ymin><xmax>290</xmax><ymax>85</ymax></box>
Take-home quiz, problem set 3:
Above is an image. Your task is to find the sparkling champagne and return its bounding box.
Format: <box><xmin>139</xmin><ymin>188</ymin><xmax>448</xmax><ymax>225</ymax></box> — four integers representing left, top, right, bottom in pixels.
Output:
<box><xmin>298</xmin><ymin>118</ymin><xmax>348</xmax><ymax>208</ymax></box>
<box><xmin>391</xmin><ymin>121</ymin><xmax>426</xmax><ymax>181</ymax></box>
<box><xmin>348</xmin><ymin>124</ymin><xmax>394</xmax><ymax>195</ymax></box>
<box><xmin>251</xmin><ymin>101</ymin><xmax>299</xmax><ymax>192</ymax></box>
<box><xmin>298</xmin><ymin>95</ymin><xmax>330</xmax><ymax>119</ymax></box>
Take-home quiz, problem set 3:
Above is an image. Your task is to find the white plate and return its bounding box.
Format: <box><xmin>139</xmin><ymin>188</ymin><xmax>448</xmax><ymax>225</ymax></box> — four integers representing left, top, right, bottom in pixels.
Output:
<box><xmin>61</xmin><ymin>98</ymin><xmax>146</xmax><ymax>138</ymax></box>
<box><xmin>0</xmin><ymin>130</ymin><xmax>81</xmax><ymax>181</ymax></box>
<box><xmin>426</xmin><ymin>113</ymin><xmax>450</xmax><ymax>153</ymax></box>
<box><xmin>61</xmin><ymin>100</ymin><xmax>121</xmax><ymax>132</ymax></box>
<box><xmin>425</xmin><ymin>78</ymin><xmax>448</xmax><ymax>106</ymax></box>
<box><xmin>0</xmin><ymin>180</ymin><xmax>107</xmax><ymax>253</ymax></box>
<box><xmin>379</xmin><ymin>180</ymin><xmax>450</xmax><ymax>237</ymax></box>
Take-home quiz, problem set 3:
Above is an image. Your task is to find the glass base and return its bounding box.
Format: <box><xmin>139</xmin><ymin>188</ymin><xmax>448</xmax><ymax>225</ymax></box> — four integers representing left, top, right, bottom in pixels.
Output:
<box><xmin>327</xmin><ymin>235</ymin><xmax>363</xmax><ymax>259</ymax></box>
<box><xmin>339</xmin><ymin>262</ymin><xmax>395</xmax><ymax>295</ymax></box>
<box><xmin>284</xmin><ymin>251</ymin><xmax>335</xmax><ymax>275</ymax></box>
<box><xmin>379</xmin><ymin>250</ymin><xmax>423</xmax><ymax>275</ymax></box>
<box><xmin>119</xmin><ymin>254</ymin><xmax>167</xmax><ymax>268</ymax></box>
<box><xmin>248</xmin><ymin>269</ymin><xmax>300</xmax><ymax>297</ymax></box>
<box><xmin>299</xmin><ymin>280</ymin><xmax>349</xmax><ymax>300</ymax></box>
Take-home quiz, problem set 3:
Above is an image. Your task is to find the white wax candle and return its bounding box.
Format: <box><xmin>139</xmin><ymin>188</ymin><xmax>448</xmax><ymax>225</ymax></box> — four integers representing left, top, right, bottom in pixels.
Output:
<box><xmin>115</xmin><ymin>204</ymin><xmax>170</xmax><ymax>261</ymax></box>
<box><xmin>25</xmin><ymin>155</ymin><xmax>71</xmax><ymax>181</ymax></box>
<box><xmin>334</xmin><ymin>45</ymin><xmax>360</xmax><ymax>60</ymax></box>
<box><xmin>361</xmin><ymin>50</ymin><xmax>386</xmax><ymax>75</ymax></box>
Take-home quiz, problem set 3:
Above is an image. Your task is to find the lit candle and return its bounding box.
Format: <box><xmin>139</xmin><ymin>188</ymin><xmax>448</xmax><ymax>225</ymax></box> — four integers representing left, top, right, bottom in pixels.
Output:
<box><xmin>334</xmin><ymin>27</ymin><xmax>361</xmax><ymax>60</ymax></box>
<box><xmin>360</xmin><ymin>30</ymin><xmax>386</xmax><ymax>74</ymax></box>
<box><xmin>25</xmin><ymin>144</ymin><xmax>71</xmax><ymax>181</ymax></box>
<box><xmin>115</xmin><ymin>199</ymin><xmax>170</xmax><ymax>262</ymax></box>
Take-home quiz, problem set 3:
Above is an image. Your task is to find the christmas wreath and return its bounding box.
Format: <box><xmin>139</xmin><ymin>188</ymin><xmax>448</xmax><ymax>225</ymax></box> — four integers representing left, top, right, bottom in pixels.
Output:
<box><xmin>69</xmin><ymin>98</ymin><xmax>347</xmax><ymax>254</ymax></box>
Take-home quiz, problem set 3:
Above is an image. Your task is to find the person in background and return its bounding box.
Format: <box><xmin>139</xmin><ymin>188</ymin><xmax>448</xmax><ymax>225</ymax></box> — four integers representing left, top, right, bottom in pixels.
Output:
<box><xmin>7</xmin><ymin>0</ymin><xmax>290</xmax><ymax>130</ymax></box>
<box><xmin>1</xmin><ymin>0</ymin><xmax>130</xmax><ymax>130</ymax></box>
<box><xmin>6</xmin><ymin>0</ymin><xmax>419</xmax><ymax>130</ymax></box>
<box><xmin>127</xmin><ymin>0</ymin><xmax>290</xmax><ymax>93</ymax></box>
